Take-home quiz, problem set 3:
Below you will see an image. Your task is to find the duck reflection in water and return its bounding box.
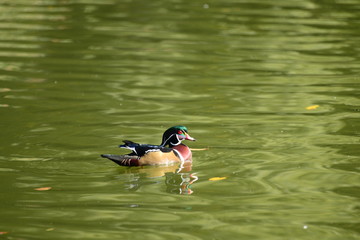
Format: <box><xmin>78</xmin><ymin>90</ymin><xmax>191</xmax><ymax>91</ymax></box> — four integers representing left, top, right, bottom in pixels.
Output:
<box><xmin>121</xmin><ymin>159</ymin><xmax>198</xmax><ymax>195</ymax></box>
<box><xmin>165</xmin><ymin>160</ymin><xmax>198</xmax><ymax>195</ymax></box>
<box><xmin>165</xmin><ymin>171</ymin><xmax>198</xmax><ymax>195</ymax></box>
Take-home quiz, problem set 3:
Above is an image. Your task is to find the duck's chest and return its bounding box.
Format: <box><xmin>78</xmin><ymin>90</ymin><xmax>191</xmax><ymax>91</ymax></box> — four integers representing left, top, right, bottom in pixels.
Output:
<box><xmin>172</xmin><ymin>144</ymin><xmax>192</xmax><ymax>161</ymax></box>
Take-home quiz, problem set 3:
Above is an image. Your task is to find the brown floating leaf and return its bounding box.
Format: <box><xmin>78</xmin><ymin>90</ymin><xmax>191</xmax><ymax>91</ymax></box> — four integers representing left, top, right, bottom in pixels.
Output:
<box><xmin>0</xmin><ymin>232</ymin><xmax>9</xmax><ymax>235</ymax></box>
<box><xmin>209</xmin><ymin>177</ymin><xmax>227</xmax><ymax>181</ymax></box>
<box><xmin>34</xmin><ymin>187</ymin><xmax>52</xmax><ymax>191</ymax></box>
<box><xmin>306</xmin><ymin>105</ymin><xmax>319</xmax><ymax>110</ymax></box>
<box><xmin>0</xmin><ymin>88</ymin><xmax>11</xmax><ymax>92</ymax></box>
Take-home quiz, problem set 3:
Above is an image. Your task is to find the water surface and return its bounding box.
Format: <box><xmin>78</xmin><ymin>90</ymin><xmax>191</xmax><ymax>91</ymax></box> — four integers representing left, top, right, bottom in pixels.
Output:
<box><xmin>0</xmin><ymin>0</ymin><xmax>359</xmax><ymax>239</ymax></box>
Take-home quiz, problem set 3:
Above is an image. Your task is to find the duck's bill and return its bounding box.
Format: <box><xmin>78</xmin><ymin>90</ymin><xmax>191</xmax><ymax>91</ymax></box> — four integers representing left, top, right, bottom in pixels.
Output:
<box><xmin>177</xmin><ymin>132</ymin><xmax>196</xmax><ymax>141</ymax></box>
<box><xmin>185</xmin><ymin>133</ymin><xmax>196</xmax><ymax>141</ymax></box>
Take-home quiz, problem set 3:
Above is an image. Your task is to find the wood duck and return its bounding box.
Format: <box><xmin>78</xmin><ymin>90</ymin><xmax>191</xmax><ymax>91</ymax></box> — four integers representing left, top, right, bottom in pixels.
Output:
<box><xmin>101</xmin><ymin>125</ymin><xmax>196</xmax><ymax>166</ymax></box>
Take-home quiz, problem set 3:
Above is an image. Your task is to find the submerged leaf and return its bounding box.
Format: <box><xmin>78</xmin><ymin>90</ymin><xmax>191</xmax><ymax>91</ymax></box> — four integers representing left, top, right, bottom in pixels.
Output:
<box><xmin>34</xmin><ymin>187</ymin><xmax>52</xmax><ymax>191</ymax></box>
<box><xmin>209</xmin><ymin>177</ymin><xmax>227</xmax><ymax>181</ymax></box>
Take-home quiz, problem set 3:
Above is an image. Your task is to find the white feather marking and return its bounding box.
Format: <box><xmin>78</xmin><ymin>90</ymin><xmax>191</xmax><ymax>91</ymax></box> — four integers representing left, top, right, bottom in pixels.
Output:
<box><xmin>162</xmin><ymin>133</ymin><xmax>181</xmax><ymax>146</ymax></box>
<box><xmin>169</xmin><ymin>134</ymin><xmax>181</xmax><ymax>146</ymax></box>
<box><xmin>121</xmin><ymin>146</ymin><xmax>137</xmax><ymax>154</ymax></box>
<box><xmin>145</xmin><ymin>149</ymin><xmax>162</xmax><ymax>154</ymax></box>
<box><xmin>173</xmin><ymin>149</ymin><xmax>184</xmax><ymax>162</ymax></box>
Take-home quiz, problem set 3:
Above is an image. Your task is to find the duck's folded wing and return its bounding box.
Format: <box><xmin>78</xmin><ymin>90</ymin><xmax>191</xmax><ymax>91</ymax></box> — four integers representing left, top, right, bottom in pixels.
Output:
<box><xmin>119</xmin><ymin>141</ymin><xmax>172</xmax><ymax>156</ymax></box>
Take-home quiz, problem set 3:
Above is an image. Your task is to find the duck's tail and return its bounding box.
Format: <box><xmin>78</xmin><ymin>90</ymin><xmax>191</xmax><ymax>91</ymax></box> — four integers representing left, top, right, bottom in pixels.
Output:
<box><xmin>101</xmin><ymin>154</ymin><xmax>140</xmax><ymax>166</ymax></box>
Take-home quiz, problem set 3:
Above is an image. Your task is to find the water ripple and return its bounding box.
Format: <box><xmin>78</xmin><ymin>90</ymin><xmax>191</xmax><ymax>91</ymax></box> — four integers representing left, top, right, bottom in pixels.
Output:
<box><xmin>0</xmin><ymin>0</ymin><xmax>359</xmax><ymax>239</ymax></box>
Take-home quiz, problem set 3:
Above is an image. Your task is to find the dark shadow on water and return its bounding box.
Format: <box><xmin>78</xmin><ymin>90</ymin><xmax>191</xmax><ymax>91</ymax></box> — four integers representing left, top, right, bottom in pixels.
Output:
<box><xmin>308</xmin><ymin>221</ymin><xmax>360</xmax><ymax>235</ymax></box>
<box><xmin>332</xmin><ymin>186</ymin><xmax>360</xmax><ymax>199</ymax></box>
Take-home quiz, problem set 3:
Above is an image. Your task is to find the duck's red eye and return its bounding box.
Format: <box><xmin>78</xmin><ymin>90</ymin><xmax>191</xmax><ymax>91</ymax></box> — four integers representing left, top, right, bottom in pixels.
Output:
<box><xmin>177</xmin><ymin>130</ymin><xmax>183</xmax><ymax>134</ymax></box>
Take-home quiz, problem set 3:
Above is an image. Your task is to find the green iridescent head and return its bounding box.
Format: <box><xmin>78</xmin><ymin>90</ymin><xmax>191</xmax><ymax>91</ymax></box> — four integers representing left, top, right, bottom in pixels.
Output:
<box><xmin>161</xmin><ymin>125</ymin><xmax>195</xmax><ymax>147</ymax></box>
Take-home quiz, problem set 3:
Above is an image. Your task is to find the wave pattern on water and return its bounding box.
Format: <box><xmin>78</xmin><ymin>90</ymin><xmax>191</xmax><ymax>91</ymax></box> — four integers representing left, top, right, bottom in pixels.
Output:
<box><xmin>0</xmin><ymin>0</ymin><xmax>360</xmax><ymax>239</ymax></box>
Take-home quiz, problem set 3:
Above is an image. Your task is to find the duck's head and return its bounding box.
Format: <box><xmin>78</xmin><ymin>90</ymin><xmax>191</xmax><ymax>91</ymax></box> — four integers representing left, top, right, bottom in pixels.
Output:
<box><xmin>161</xmin><ymin>125</ymin><xmax>195</xmax><ymax>147</ymax></box>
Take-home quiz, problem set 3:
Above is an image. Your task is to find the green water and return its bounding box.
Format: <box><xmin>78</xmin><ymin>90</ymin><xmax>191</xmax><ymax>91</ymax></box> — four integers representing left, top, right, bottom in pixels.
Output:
<box><xmin>1</xmin><ymin>0</ymin><xmax>359</xmax><ymax>239</ymax></box>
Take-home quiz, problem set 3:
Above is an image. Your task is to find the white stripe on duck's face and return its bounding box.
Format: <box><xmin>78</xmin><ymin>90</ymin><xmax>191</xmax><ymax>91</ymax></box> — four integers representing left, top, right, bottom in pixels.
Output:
<box><xmin>165</xmin><ymin>134</ymin><xmax>182</xmax><ymax>147</ymax></box>
<box><xmin>171</xmin><ymin>134</ymin><xmax>182</xmax><ymax>146</ymax></box>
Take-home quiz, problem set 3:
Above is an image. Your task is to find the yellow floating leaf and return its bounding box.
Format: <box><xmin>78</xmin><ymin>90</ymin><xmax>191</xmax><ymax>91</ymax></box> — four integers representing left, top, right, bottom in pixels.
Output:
<box><xmin>46</xmin><ymin>228</ymin><xmax>55</xmax><ymax>232</ymax></box>
<box><xmin>306</xmin><ymin>105</ymin><xmax>319</xmax><ymax>110</ymax></box>
<box><xmin>34</xmin><ymin>187</ymin><xmax>52</xmax><ymax>191</ymax></box>
<box><xmin>209</xmin><ymin>177</ymin><xmax>227</xmax><ymax>181</ymax></box>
